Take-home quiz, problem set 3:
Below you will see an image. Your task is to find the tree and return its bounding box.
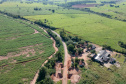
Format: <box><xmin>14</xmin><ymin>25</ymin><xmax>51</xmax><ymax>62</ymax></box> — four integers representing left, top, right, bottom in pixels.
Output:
<box><xmin>75</xmin><ymin>63</ymin><xmax>78</xmax><ymax>68</ymax></box>
<box><xmin>52</xmin><ymin>10</ymin><xmax>55</xmax><ymax>13</ymax></box>
<box><xmin>60</xmin><ymin>30</ymin><xmax>68</xmax><ymax>41</ymax></box>
<box><xmin>102</xmin><ymin>45</ymin><xmax>112</xmax><ymax>51</ymax></box>
<box><xmin>71</xmin><ymin>36</ymin><xmax>80</xmax><ymax>42</ymax></box>
<box><xmin>55</xmin><ymin>51</ymin><xmax>63</xmax><ymax>62</ymax></box>
<box><xmin>87</xmin><ymin>44</ymin><xmax>92</xmax><ymax>49</ymax></box>
<box><xmin>68</xmin><ymin>44</ymin><xmax>75</xmax><ymax>54</ymax></box>
<box><xmin>44</xmin><ymin>58</ymin><xmax>55</xmax><ymax>69</ymax></box>
<box><xmin>81</xmin><ymin>59</ymin><xmax>84</xmax><ymax>62</ymax></box>
<box><xmin>66</xmin><ymin>40</ymin><xmax>73</xmax><ymax>45</ymax></box>
<box><xmin>75</xmin><ymin>57</ymin><xmax>79</xmax><ymax>63</ymax></box>
<box><xmin>78</xmin><ymin>48</ymin><xmax>83</xmax><ymax>55</ymax></box>
<box><xmin>90</xmin><ymin>50</ymin><xmax>96</xmax><ymax>54</ymax></box>
<box><xmin>78</xmin><ymin>40</ymin><xmax>85</xmax><ymax>46</ymax></box>
<box><xmin>37</xmin><ymin>67</ymin><xmax>47</xmax><ymax>83</ymax></box>
<box><xmin>38</xmin><ymin>77</ymin><xmax>54</xmax><ymax>84</ymax></box>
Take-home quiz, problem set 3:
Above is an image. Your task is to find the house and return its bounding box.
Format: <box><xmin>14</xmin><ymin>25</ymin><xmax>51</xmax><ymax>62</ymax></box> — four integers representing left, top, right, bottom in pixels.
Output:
<box><xmin>94</xmin><ymin>50</ymin><xmax>110</xmax><ymax>63</ymax></box>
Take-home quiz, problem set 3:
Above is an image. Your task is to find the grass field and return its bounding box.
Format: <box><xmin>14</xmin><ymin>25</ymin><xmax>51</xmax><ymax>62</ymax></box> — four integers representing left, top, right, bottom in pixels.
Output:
<box><xmin>25</xmin><ymin>13</ymin><xmax>126</xmax><ymax>52</ymax></box>
<box><xmin>0</xmin><ymin>2</ymin><xmax>87</xmax><ymax>16</ymax></box>
<box><xmin>78</xmin><ymin>59</ymin><xmax>126</xmax><ymax>84</ymax></box>
<box><xmin>90</xmin><ymin>2</ymin><xmax>126</xmax><ymax>20</ymax></box>
<box><xmin>0</xmin><ymin>14</ymin><xmax>55</xmax><ymax>84</ymax></box>
<box><xmin>0</xmin><ymin>2</ymin><xmax>57</xmax><ymax>16</ymax></box>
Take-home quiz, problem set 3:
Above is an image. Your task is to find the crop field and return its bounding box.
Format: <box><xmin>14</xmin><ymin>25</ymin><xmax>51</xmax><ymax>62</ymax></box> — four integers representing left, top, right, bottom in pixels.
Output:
<box><xmin>25</xmin><ymin>13</ymin><xmax>126</xmax><ymax>52</ymax></box>
<box><xmin>0</xmin><ymin>14</ymin><xmax>55</xmax><ymax>84</ymax></box>
<box><xmin>90</xmin><ymin>2</ymin><xmax>126</xmax><ymax>20</ymax></box>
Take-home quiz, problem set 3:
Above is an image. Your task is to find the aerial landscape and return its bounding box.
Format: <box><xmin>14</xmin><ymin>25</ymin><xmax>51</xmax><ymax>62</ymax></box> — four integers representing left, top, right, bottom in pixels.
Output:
<box><xmin>0</xmin><ymin>0</ymin><xmax>126</xmax><ymax>84</ymax></box>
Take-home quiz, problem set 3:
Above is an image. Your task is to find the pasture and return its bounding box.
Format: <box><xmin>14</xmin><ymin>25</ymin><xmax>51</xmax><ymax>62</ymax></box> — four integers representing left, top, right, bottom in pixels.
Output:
<box><xmin>0</xmin><ymin>14</ymin><xmax>55</xmax><ymax>84</ymax></box>
<box><xmin>25</xmin><ymin>13</ymin><xmax>126</xmax><ymax>52</ymax></box>
<box><xmin>0</xmin><ymin>2</ymin><xmax>57</xmax><ymax>16</ymax></box>
<box><xmin>90</xmin><ymin>2</ymin><xmax>126</xmax><ymax>20</ymax></box>
<box><xmin>79</xmin><ymin>59</ymin><xmax>126</xmax><ymax>84</ymax></box>
<box><xmin>0</xmin><ymin>2</ymin><xmax>87</xmax><ymax>16</ymax></box>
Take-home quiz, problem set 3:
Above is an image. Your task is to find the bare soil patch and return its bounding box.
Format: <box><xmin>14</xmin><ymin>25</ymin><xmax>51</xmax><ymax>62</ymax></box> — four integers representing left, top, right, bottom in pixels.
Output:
<box><xmin>72</xmin><ymin>4</ymin><xmax>99</xmax><ymax>8</ymax></box>
<box><xmin>51</xmin><ymin>62</ymin><xmax>63</xmax><ymax>82</ymax></box>
<box><xmin>33</xmin><ymin>29</ymin><xmax>39</xmax><ymax>34</ymax></box>
<box><xmin>68</xmin><ymin>68</ymin><xmax>81</xmax><ymax>84</ymax></box>
<box><xmin>71</xmin><ymin>49</ymin><xmax>90</xmax><ymax>68</ymax></box>
<box><xmin>0</xmin><ymin>44</ymin><xmax>43</xmax><ymax>61</ymax></box>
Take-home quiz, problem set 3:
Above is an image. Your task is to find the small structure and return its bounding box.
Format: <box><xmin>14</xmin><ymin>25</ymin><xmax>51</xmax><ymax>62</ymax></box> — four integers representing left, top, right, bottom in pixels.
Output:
<box><xmin>91</xmin><ymin>45</ymin><xmax>96</xmax><ymax>50</ymax></box>
<box><xmin>94</xmin><ymin>50</ymin><xmax>110</xmax><ymax>63</ymax></box>
<box><xmin>109</xmin><ymin>58</ymin><xmax>116</xmax><ymax>64</ymax></box>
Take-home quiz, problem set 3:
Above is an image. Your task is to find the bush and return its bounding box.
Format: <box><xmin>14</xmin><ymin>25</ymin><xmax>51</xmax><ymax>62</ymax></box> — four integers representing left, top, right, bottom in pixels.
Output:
<box><xmin>90</xmin><ymin>50</ymin><xmax>96</xmax><ymax>54</ymax></box>
<box><xmin>44</xmin><ymin>58</ymin><xmax>56</xmax><ymax>69</ymax></box>
<box><xmin>55</xmin><ymin>51</ymin><xmax>63</xmax><ymax>62</ymax></box>
<box><xmin>68</xmin><ymin>44</ymin><xmax>75</xmax><ymax>54</ymax></box>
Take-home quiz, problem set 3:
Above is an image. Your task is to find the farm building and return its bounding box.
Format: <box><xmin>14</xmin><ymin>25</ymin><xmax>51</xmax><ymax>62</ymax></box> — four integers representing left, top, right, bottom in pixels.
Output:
<box><xmin>94</xmin><ymin>50</ymin><xmax>110</xmax><ymax>63</ymax></box>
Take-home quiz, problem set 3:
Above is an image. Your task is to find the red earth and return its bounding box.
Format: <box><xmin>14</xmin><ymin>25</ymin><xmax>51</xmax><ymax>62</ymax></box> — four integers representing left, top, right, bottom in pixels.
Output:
<box><xmin>72</xmin><ymin>4</ymin><xmax>99</xmax><ymax>8</ymax></box>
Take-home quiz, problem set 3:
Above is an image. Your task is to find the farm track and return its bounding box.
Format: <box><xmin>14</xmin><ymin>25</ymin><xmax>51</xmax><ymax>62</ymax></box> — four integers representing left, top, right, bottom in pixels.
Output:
<box><xmin>30</xmin><ymin>37</ymin><xmax>58</xmax><ymax>84</ymax></box>
<box><xmin>52</xmin><ymin>31</ymin><xmax>69</xmax><ymax>84</ymax></box>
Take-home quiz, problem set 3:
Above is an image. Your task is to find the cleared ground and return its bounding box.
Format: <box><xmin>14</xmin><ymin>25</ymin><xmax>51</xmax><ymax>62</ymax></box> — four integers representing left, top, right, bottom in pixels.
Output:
<box><xmin>72</xmin><ymin>4</ymin><xmax>99</xmax><ymax>8</ymax></box>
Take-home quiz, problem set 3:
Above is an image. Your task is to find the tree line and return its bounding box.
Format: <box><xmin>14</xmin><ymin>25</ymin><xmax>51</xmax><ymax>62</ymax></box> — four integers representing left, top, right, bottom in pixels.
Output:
<box><xmin>0</xmin><ymin>10</ymin><xmax>29</xmax><ymax>20</ymax></box>
<box><xmin>36</xmin><ymin>30</ymin><xmax>64</xmax><ymax>84</ymax></box>
<box><xmin>59</xmin><ymin>1</ymin><xmax>96</xmax><ymax>8</ymax></box>
<box><xmin>34</xmin><ymin>20</ymin><xmax>57</xmax><ymax>30</ymax></box>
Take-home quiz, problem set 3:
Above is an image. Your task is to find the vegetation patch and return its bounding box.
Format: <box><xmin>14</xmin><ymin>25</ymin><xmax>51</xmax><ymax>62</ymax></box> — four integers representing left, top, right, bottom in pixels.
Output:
<box><xmin>0</xmin><ymin>13</ymin><xmax>55</xmax><ymax>84</ymax></box>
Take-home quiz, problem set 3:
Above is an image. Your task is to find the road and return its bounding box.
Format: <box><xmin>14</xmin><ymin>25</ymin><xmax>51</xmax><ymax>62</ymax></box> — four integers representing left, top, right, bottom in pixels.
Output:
<box><xmin>52</xmin><ymin>31</ymin><xmax>68</xmax><ymax>84</ymax></box>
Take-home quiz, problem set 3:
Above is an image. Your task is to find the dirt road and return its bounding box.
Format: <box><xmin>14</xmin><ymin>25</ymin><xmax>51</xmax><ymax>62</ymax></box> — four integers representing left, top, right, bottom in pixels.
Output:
<box><xmin>52</xmin><ymin>31</ymin><xmax>68</xmax><ymax>84</ymax></box>
<box><xmin>30</xmin><ymin>37</ymin><xmax>58</xmax><ymax>84</ymax></box>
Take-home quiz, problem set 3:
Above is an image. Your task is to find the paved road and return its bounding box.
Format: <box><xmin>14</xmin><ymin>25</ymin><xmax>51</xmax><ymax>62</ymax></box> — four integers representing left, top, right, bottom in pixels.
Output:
<box><xmin>52</xmin><ymin>31</ymin><xmax>68</xmax><ymax>84</ymax></box>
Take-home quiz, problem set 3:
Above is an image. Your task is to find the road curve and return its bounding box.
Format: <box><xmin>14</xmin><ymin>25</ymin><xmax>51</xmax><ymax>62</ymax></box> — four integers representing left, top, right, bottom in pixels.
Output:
<box><xmin>52</xmin><ymin>31</ymin><xmax>68</xmax><ymax>84</ymax></box>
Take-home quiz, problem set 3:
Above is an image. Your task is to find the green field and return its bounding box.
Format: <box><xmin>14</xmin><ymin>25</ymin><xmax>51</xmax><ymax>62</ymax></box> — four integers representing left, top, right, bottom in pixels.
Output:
<box><xmin>25</xmin><ymin>13</ymin><xmax>126</xmax><ymax>52</ymax></box>
<box><xmin>1</xmin><ymin>0</ymin><xmax>126</xmax><ymax>84</ymax></box>
<box><xmin>0</xmin><ymin>14</ymin><xmax>55</xmax><ymax>84</ymax></box>
<box><xmin>0</xmin><ymin>2</ymin><xmax>57</xmax><ymax>16</ymax></box>
<box><xmin>90</xmin><ymin>2</ymin><xmax>126</xmax><ymax>20</ymax></box>
<box><xmin>0</xmin><ymin>2</ymin><xmax>87</xmax><ymax>16</ymax></box>
<box><xmin>78</xmin><ymin>59</ymin><xmax>126</xmax><ymax>84</ymax></box>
